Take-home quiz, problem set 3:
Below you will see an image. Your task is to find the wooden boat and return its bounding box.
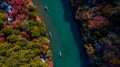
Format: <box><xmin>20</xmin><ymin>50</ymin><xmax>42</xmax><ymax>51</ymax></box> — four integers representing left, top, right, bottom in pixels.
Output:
<box><xmin>44</xmin><ymin>5</ymin><xmax>49</xmax><ymax>13</ymax></box>
<box><xmin>48</xmin><ymin>32</ymin><xmax>52</xmax><ymax>39</ymax></box>
<box><xmin>59</xmin><ymin>51</ymin><xmax>62</xmax><ymax>57</ymax></box>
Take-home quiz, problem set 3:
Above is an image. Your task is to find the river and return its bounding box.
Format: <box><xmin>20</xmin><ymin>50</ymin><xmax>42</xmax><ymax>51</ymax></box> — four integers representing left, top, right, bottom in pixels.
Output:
<box><xmin>33</xmin><ymin>0</ymin><xmax>89</xmax><ymax>67</ymax></box>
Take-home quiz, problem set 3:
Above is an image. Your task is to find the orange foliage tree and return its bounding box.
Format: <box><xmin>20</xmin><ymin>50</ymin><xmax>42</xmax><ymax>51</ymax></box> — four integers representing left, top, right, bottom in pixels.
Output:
<box><xmin>88</xmin><ymin>15</ymin><xmax>110</xmax><ymax>30</ymax></box>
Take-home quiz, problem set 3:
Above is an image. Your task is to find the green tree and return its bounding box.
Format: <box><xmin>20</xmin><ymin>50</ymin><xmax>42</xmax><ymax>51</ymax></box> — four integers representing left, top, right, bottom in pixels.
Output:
<box><xmin>30</xmin><ymin>26</ymin><xmax>42</xmax><ymax>38</ymax></box>
<box><xmin>0</xmin><ymin>42</ymin><xmax>10</xmax><ymax>56</ymax></box>
<box><xmin>5</xmin><ymin>56</ymin><xmax>20</xmax><ymax>67</ymax></box>
<box><xmin>6</xmin><ymin>47</ymin><xmax>14</xmax><ymax>57</ymax></box>
<box><xmin>39</xmin><ymin>22</ymin><xmax>46</xmax><ymax>29</ymax></box>
<box><xmin>13</xmin><ymin>45</ymin><xmax>22</xmax><ymax>51</ymax></box>
<box><xmin>15</xmin><ymin>37</ymin><xmax>28</xmax><ymax>46</ymax></box>
<box><xmin>18</xmin><ymin>21</ymin><xmax>30</xmax><ymax>31</ymax></box>
<box><xmin>28</xmin><ymin>20</ymin><xmax>40</xmax><ymax>27</ymax></box>
<box><xmin>0</xmin><ymin>13</ymin><xmax>5</xmax><ymax>21</ymax></box>
<box><xmin>39</xmin><ymin>37</ymin><xmax>50</xmax><ymax>44</ymax></box>
<box><xmin>14</xmin><ymin>30</ymin><xmax>21</xmax><ymax>35</ymax></box>
<box><xmin>28</xmin><ymin>12</ymin><xmax>37</xmax><ymax>20</ymax></box>
<box><xmin>20</xmin><ymin>64</ymin><xmax>31</xmax><ymax>67</ymax></box>
<box><xmin>7</xmin><ymin>34</ymin><xmax>18</xmax><ymax>43</ymax></box>
<box><xmin>27</xmin><ymin>5</ymin><xmax>36</xmax><ymax>12</ymax></box>
<box><xmin>29</xmin><ymin>57</ymin><xmax>49</xmax><ymax>67</ymax></box>
<box><xmin>0</xmin><ymin>33</ymin><xmax>4</xmax><ymax>37</ymax></box>
<box><xmin>0</xmin><ymin>19</ymin><xmax>4</xmax><ymax>29</ymax></box>
<box><xmin>1</xmin><ymin>28</ymin><xmax>14</xmax><ymax>37</ymax></box>
<box><xmin>46</xmin><ymin>50</ymin><xmax>53</xmax><ymax>57</ymax></box>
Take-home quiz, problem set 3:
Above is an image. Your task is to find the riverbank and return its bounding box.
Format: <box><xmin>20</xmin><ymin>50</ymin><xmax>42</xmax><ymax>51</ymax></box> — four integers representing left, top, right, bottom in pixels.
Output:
<box><xmin>70</xmin><ymin>0</ymin><xmax>120</xmax><ymax>66</ymax></box>
<box><xmin>0</xmin><ymin>0</ymin><xmax>53</xmax><ymax>66</ymax></box>
<box><xmin>28</xmin><ymin>0</ymin><xmax>42</xmax><ymax>22</ymax></box>
<box><xmin>30</xmin><ymin>0</ymin><xmax>54</xmax><ymax>67</ymax></box>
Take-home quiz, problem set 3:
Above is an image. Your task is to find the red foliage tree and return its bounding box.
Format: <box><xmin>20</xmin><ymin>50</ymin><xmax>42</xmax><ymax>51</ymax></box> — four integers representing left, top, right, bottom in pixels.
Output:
<box><xmin>12</xmin><ymin>20</ymin><xmax>20</xmax><ymax>28</ymax></box>
<box><xmin>9</xmin><ymin>10</ymin><xmax>17</xmax><ymax>18</ymax></box>
<box><xmin>0</xmin><ymin>37</ymin><xmax>6</xmax><ymax>44</ymax></box>
<box><xmin>15</xmin><ymin>0</ymin><xmax>28</xmax><ymax>5</ymax></box>
<box><xmin>17</xmin><ymin>14</ymin><xmax>26</xmax><ymax>20</ymax></box>
<box><xmin>7</xmin><ymin>0</ymin><xmax>29</xmax><ymax>20</ymax></box>
<box><xmin>7</xmin><ymin>0</ymin><xmax>15</xmax><ymax>5</ymax></box>
<box><xmin>88</xmin><ymin>15</ymin><xmax>110</xmax><ymax>30</ymax></box>
<box><xmin>7</xmin><ymin>0</ymin><xmax>28</xmax><ymax>5</ymax></box>
<box><xmin>23</xmin><ymin>31</ymin><xmax>30</xmax><ymax>38</ymax></box>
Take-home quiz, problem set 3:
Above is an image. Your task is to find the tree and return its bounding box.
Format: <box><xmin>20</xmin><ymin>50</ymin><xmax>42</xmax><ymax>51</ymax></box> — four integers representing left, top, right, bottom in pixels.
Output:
<box><xmin>15</xmin><ymin>0</ymin><xmax>28</xmax><ymax>5</ymax></box>
<box><xmin>29</xmin><ymin>57</ymin><xmax>49</xmax><ymax>67</ymax></box>
<box><xmin>23</xmin><ymin>31</ymin><xmax>30</xmax><ymax>38</ymax></box>
<box><xmin>30</xmin><ymin>26</ymin><xmax>46</xmax><ymax>38</ymax></box>
<box><xmin>7</xmin><ymin>34</ymin><xmax>18</xmax><ymax>43</ymax></box>
<box><xmin>0</xmin><ymin>19</ymin><xmax>4</xmax><ymax>29</ymax></box>
<box><xmin>30</xmin><ymin>26</ymin><xmax>40</xmax><ymax>38</ymax></box>
<box><xmin>28</xmin><ymin>20</ymin><xmax>40</xmax><ymax>27</ymax></box>
<box><xmin>88</xmin><ymin>15</ymin><xmax>110</xmax><ymax>30</ymax></box>
<box><xmin>0</xmin><ymin>33</ymin><xmax>4</xmax><ymax>37</ymax></box>
<box><xmin>12</xmin><ymin>45</ymin><xmax>22</xmax><ymax>51</ymax></box>
<box><xmin>28</xmin><ymin>12</ymin><xmax>37</xmax><ymax>20</ymax></box>
<box><xmin>26</xmin><ymin>41</ymin><xmax>42</xmax><ymax>50</ymax></box>
<box><xmin>0</xmin><ymin>37</ymin><xmax>6</xmax><ymax>44</ymax></box>
<box><xmin>17</xmin><ymin>14</ymin><xmax>26</xmax><ymax>20</ymax></box>
<box><xmin>39</xmin><ymin>22</ymin><xmax>46</xmax><ymax>28</ymax></box>
<box><xmin>1</xmin><ymin>28</ymin><xmax>14</xmax><ymax>37</ymax></box>
<box><xmin>15</xmin><ymin>37</ymin><xmax>28</xmax><ymax>46</ymax></box>
<box><xmin>0</xmin><ymin>42</ymin><xmax>10</xmax><ymax>56</ymax></box>
<box><xmin>14</xmin><ymin>30</ymin><xmax>21</xmax><ymax>35</ymax></box>
<box><xmin>46</xmin><ymin>50</ymin><xmax>53</xmax><ymax>57</ymax></box>
<box><xmin>18</xmin><ymin>21</ymin><xmax>30</xmax><ymax>31</ymax></box>
<box><xmin>0</xmin><ymin>13</ymin><xmax>5</xmax><ymax>21</ymax></box>
<box><xmin>27</xmin><ymin>5</ymin><xmax>36</xmax><ymax>12</ymax></box>
<box><xmin>39</xmin><ymin>37</ymin><xmax>50</xmax><ymax>44</ymax></box>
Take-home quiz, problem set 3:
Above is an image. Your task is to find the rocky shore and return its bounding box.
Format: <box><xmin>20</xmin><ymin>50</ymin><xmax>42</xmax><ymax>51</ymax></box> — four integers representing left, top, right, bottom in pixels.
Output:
<box><xmin>70</xmin><ymin>0</ymin><xmax>120</xmax><ymax>66</ymax></box>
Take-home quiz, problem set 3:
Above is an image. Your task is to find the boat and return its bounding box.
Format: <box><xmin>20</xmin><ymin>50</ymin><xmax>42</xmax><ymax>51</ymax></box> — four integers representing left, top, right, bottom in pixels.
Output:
<box><xmin>48</xmin><ymin>32</ymin><xmax>52</xmax><ymax>39</ymax></box>
<box><xmin>44</xmin><ymin>5</ymin><xmax>49</xmax><ymax>13</ymax></box>
<box><xmin>59</xmin><ymin>51</ymin><xmax>62</xmax><ymax>57</ymax></box>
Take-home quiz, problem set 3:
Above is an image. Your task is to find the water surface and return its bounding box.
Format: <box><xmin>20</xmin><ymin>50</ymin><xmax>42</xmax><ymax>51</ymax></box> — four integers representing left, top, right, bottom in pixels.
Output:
<box><xmin>33</xmin><ymin>0</ymin><xmax>88</xmax><ymax>67</ymax></box>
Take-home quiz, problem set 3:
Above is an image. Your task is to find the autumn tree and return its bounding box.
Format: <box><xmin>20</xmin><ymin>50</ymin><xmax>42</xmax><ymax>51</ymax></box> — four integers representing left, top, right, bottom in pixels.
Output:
<box><xmin>88</xmin><ymin>15</ymin><xmax>110</xmax><ymax>30</ymax></box>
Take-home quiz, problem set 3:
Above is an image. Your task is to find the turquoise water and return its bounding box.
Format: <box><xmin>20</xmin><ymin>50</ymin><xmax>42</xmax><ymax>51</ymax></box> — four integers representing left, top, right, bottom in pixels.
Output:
<box><xmin>33</xmin><ymin>0</ymin><xmax>88</xmax><ymax>67</ymax></box>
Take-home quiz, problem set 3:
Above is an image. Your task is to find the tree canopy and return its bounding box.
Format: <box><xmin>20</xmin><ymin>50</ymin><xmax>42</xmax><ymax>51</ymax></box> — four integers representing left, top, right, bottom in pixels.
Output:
<box><xmin>0</xmin><ymin>0</ymin><xmax>52</xmax><ymax>67</ymax></box>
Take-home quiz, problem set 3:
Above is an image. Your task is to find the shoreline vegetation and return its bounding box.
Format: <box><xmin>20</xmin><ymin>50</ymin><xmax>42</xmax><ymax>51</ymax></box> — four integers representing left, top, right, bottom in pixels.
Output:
<box><xmin>70</xmin><ymin>0</ymin><xmax>120</xmax><ymax>67</ymax></box>
<box><xmin>0</xmin><ymin>0</ymin><xmax>53</xmax><ymax>67</ymax></box>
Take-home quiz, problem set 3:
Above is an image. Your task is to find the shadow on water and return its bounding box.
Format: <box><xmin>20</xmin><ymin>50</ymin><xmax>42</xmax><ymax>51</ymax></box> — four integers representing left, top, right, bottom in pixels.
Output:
<box><xmin>60</xmin><ymin>0</ymin><xmax>89</xmax><ymax>67</ymax></box>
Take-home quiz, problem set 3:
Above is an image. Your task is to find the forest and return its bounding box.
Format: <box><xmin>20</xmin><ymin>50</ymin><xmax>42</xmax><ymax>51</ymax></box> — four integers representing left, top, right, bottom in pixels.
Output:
<box><xmin>0</xmin><ymin>0</ymin><xmax>53</xmax><ymax>67</ymax></box>
<box><xmin>70</xmin><ymin>0</ymin><xmax>120</xmax><ymax>66</ymax></box>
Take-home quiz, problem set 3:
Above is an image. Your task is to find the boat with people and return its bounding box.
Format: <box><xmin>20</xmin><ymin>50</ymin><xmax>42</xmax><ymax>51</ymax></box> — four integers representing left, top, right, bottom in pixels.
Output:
<box><xmin>59</xmin><ymin>51</ymin><xmax>62</xmax><ymax>57</ymax></box>
<box><xmin>44</xmin><ymin>5</ymin><xmax>49</xmax><ymax>13</ymax></box>
<box><xmin>48</xmin><ymin>32</ymin><xmax>52</xmax><ymax>39</ymax></box>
